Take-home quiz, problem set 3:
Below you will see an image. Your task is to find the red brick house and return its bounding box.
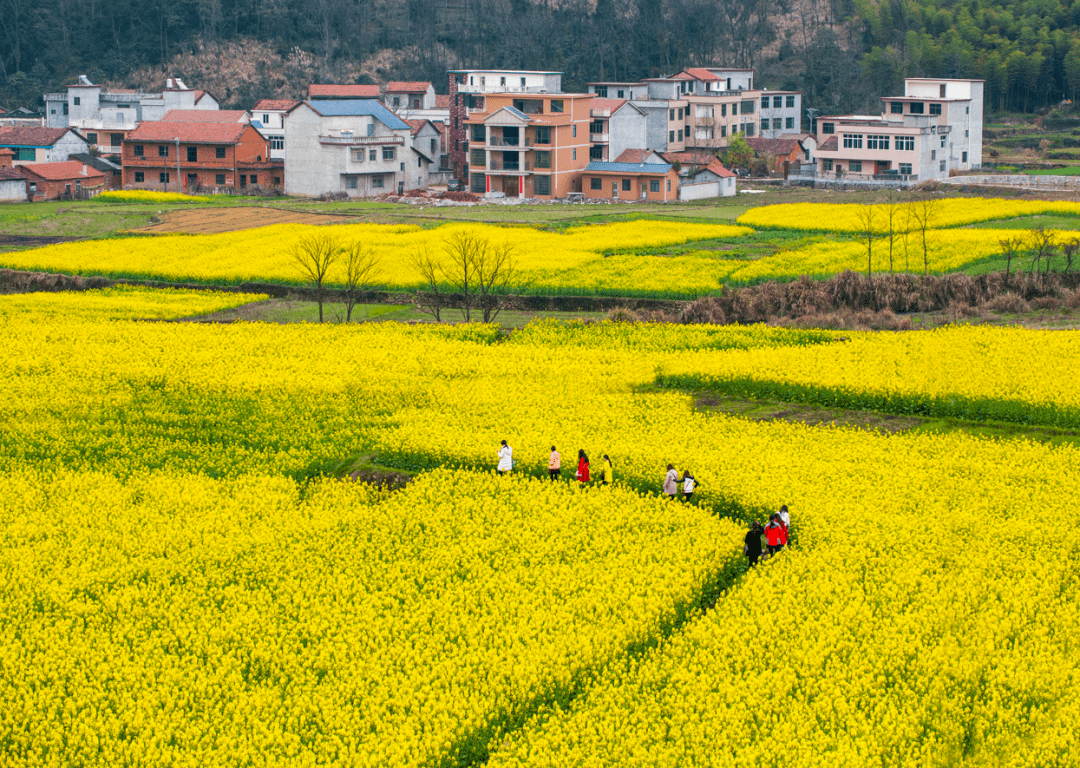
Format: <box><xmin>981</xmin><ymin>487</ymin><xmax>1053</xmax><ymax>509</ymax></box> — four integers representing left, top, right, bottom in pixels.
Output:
<box><xmin>16</xmin><ymin>160</ymin><xmax>107</xmax><ymax>200</ymax></box>
<box><xmin>122</xmin><ymin>121</ymin><xmax>281</xmax><ymax>192</ymax></box>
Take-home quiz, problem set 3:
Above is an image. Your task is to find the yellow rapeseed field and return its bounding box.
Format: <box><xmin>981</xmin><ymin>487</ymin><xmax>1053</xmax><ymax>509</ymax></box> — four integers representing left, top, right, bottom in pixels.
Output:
<box><xmin>1</xmin><ymin>288</ymin><xmax>1078</xmax><ymax>765</ymax></box>
<box><xmin>95</xmin><ymin>190</ymin><xmax>213</xmax><ymax>203</ymax></box>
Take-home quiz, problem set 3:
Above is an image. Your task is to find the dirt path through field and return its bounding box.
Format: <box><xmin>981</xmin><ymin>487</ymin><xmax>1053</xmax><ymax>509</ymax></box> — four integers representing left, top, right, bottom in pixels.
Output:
<box><xmin>135</xmin><ymin>207</ymin><xmax>347</xmax><ymax>234</ymax></box>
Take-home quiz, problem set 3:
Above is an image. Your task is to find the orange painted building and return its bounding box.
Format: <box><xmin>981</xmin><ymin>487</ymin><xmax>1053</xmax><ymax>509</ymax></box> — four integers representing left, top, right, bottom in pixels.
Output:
<box><xmin>463</xmin><ymin>93</ymin><xmax>592</xmax><ymax>198</ymax></box>
<box><xmin>122</xmin><ymin>121</ymin><xmax>281</xmax><ymax>191</ymax></box>
<box><xmin>581</xmin><ymin>161</ymin><xmax>679</xmax><ymax>202</ymax></box>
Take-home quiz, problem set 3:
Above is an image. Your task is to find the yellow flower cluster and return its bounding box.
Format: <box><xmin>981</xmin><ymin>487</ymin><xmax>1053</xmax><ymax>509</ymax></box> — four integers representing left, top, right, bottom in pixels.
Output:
<box><xmin>2</xmin><ymin>293</ymin><xmax>1079</xmax><ymax>765</ymax></box>
<box><xmin>0</xmin><ymin>220</ymin><xmax>752</xmax><ymax>296</ymax></box>
<box><xmin>659</xmin><ymin>324</ymin><xmax>1080</xmax><ymax>427</ymax></box>
<box><xmin>95</xmin><ymin>190</ymin><xmax>213</xmax><ymax>203</ymax></box>
<box><xmin>737</xmin><ymin>198</ymin><xmax>1080</xmax><ymax>232</ymax></box>
<box><xmin>0</xmin><ymin>285</ymin><xmax>267</xmax><ymax>322</ymax></box>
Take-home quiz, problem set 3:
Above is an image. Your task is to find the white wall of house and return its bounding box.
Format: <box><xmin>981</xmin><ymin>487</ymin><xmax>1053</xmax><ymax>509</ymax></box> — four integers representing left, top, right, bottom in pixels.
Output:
<box><xmin>678</xmin><ymin>180</ymin><xmax>720</xmax><ymax>200</ymax></box>
<box><xmin>255</xmin><ymin>109</ymin><xmax>288</xmax><ymax>160</ymax></box>
<box><xmin>706</xmin><ymin>69</ymin><xmax>754</xmax><ymax>90</ymax></box>
<box><xmin>0</xmin><ymin>178</ymin><xmax>27</xmax><ymax>201</ymax></box>
<box><xmin>607</xmin><ymin>105</ymin><xmax>648</xmax><ymax>163</ymax></box>
<box><xmin>459</xmin><ymin>72</ymin><xmax>562</xmax><ymax>93</ymax></box>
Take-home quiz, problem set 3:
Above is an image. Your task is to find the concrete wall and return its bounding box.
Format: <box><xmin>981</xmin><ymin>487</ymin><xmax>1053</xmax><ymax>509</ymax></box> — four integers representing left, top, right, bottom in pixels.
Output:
<box><xmin>679</xmin><ymin>180</ymin><xmax>720</xmax><ymax>200</ymax></box>
<box><xmin>607</xmin><ymin>107</ymin><xmax>648</xmax><ymax>162</ymax></box>
<box><xmin>0</xmin><ymin>178</ymin><xmax>27</xmax><ymax>201</ymax></box>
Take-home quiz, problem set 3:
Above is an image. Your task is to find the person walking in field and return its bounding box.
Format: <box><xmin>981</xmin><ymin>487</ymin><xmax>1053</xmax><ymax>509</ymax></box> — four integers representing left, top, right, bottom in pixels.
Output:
<box><xmin>548</xmin><ymin>446</ymin><xmax>561</xmax><ymax>480</ymax></box>
<box><xmin>778</xmin><ymin>504</ymin><xmax>790</xmax><ymax>546</ymax></box>
<box><xmin>576</xmin><ymin>450</ymin><xmax>590</xmax><ymax>483</ymax></box>
<box><xmin>600</xmin><ymin>455</ymin><xmax>613</xmax><ymax>485</ymax></box>
<box><xmin>764</xmin><ymin>513</ymin><xmax>785</xmax><ymax>557</ymax></box>
<box><xmin>497</xmin><ymin>440</ymin><xmax>513</xmax><ymax>475</ymax></box>
<box><xmin>744</xmin><ymin>521</ymin><xmax>764</xmax><ymax>568</ymax></box>
<box><xmin>681</xmin><ymin>470</ymin><xmax>699</xmax><ymax>501</ymax></box>
<box><xmin>663</xmin><ymin>464</ymin><xmax>679</xmax><ymax>498</ymax></box>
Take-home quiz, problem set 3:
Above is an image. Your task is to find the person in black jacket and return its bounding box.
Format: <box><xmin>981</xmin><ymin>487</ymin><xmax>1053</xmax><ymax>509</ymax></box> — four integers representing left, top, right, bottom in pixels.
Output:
<box><xmin>744</xmin><ymin>521</ymin><xmax>764</xmax><ymax>568</ymax></box>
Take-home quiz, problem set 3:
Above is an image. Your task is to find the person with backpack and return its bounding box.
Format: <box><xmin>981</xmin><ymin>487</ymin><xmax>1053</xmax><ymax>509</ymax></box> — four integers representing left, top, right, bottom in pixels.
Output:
<box><xmin>744</xmin><ymin>521</ymin><xmax>764</xmax><ymax>568</ymax></box>
<box><xmin>548</xmin><ymin>446</ymin><xmax>561</xmax><ymax>480</ymax></box>
<box><xmin>497</xmin><ymin>440</ymin><xmax>513</xmax><ymax>475</ymax></box>
<box><xmin>575</xmin><ymin>450</ymin><xmax>590</xmax><ymax>484</ymax></box>
<box><xmin>764</xmin><ymin>514</ymin><xmax>785</xmax><ymax>557</ymax></box>
<box><xmin>681</xmin><ymin>470</ymin><xmax>699</xmax><ymax>501</ymax></box>
<box><xmin>663</xmin><ymin>464</ymin><xmax>678</xmax><ymax>498</ymax></box>
<box><xmin>600</xmin><ymin>455</ymin><xmax>613</xmax><ymax>485</ymax></box>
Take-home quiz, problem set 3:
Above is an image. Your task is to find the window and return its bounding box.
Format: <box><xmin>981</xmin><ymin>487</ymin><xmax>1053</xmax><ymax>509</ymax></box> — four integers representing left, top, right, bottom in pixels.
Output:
<box><xmin>962</xmin><ymin>151</ymin><xmax>968</xmax><ymax>163</ymax></box>
<box><xmin>670</xmin><ymin>108</ymin><xmax>675</xmax><ymax>121</ymax></box>
<box><xmin>821</xmin><ymin>122</ymin><xmax>834</xmax><ymax>134</ymax></box>
<box><xmin>940</xmin><ymin>161</ymin><xmax>946</xmax><ymax>171</ymax></box>
<box><xmin>346</xmin><ymin>176</ymin><xmax>358</xmax><ymax>189</ymax></box>
<box><xmin>572</xmin><ymin>125</ymin><xmax>577</xmax><ymax>137</ymax></box>
<box><xmin>159</xmin><ymin>172</ymin><xmax>170</xmax><ymax>184</ymax></box>
<box><xmin>373</xmin><ymin>177</ymin><xmax>384</xmax><ymax>188</ymax></box>
<box><xmin>866</xmin><ymin>135</ymin><xmax>889</xmax><ymax>150</ymax></box>
<box><xmin>966</xmin><ymin>106</ymin><xmax>969</xmax><ymax>114</ymax></box>
<box><xmin>590</xmin><ymin>177</ymin><xmax>602</xmax><ymax>190</ymax></box>
<box><xmin>929</xmin><ymin>103</ymin><xmax>941</xmax><ymax>115</ymax></box>
<box><xmin>73</xmin><ymin>96</ymin><xmax>81</xmax><ymax>106</ymax></box>
<box><xmin>111</xmin><ymin>133</ymin><xmax>123</xmax><ymax>146</ymax></box>
<box><xmin>62</xmin><ymin>103</ymin><xmax>69</xmax><ymax>115</ymax></box>
<box><xmin>216</xmin><ymin>174</ymin><xmax>226</xmax><ymax>184</ymax></box>
<box><xmin>891</xmin><ymin>102</ymin><xmax>904</xmax><ymax>114</ymax></box>
<box><xmin>551</xmin><ymin>100</ymin><xmax>564</xmax><ymax>113</ymax></box>
<box><xmin>471</xmin><ymin>174</ymin><xmax>486</xmax><ymax>193</ymax></box>
<box><xmin>695</xmin><ymin>127</ymin><xmax>713</xmax><ymax>140</ymax></box>
<box><xmin>521</xmin><ymin>77</ymin><xmax>526</xmax><ymax>86</ymax></box>
<box><xmin>666</xmin><ymin>179</ymin><xmax>671</xmax><ymax>191</ymax></box>
<box><xmin>774</xmin><ymin>96</ymin><xmax>782</xmax><ymax>108</ymax></box>
<box><xmin>899</xmin><ymin>163</ymin><xmax>912</xmax><ymax>175</ymax></box>
<box><xmin>499</xmin><ymin>77</ymin><xmax>506</xmax><ymax>86</ymax></box>
<box><xmin>822</xmin><ymin>159</ymin><xmax>833</xmax><ymax>171</ymax></box>
<box><xmin>698</xmin><ymin>105</ymin><xmax>713</xmax><ymax>118</ymax></box>
<box><xmin>470</xmin><ymin>149</ymin><xmax>485</xmax><ymax>166</ymax></box>
<box><xmin>842</xmin><ymin>134</ymin><xmax>863</xmax><ymax>149</ymax></box>
<box><xmin>417</xmin><ymin>157</ymin><xmax>422</xmax><ymax>168</ymax></box>
<box><xmin>14</xmin><ymin>148</ymin><xmax>35</xmax><ymax>161</ymax></box>
<box><xmin>534</xmin><ymin>175</ymin><xmax>551</xmax><ymax>195</ymax></box>
<box><xmin>590</xmin><ymin>120</ymin><xmax>604</xmax><ymax>135</ymax></box>
<box><xmin>669</xmin><ymin>130</ymin><xmax>675</xmax><ymax>143</ymax></box>
<box><xmin>786</xmin><ymin>117</ymin><xmax>794</xmax><ymax>129</ymax></box>
<box><xmin>761</xmin><ymin>119</ymin><xmax>769</xmax><ymax>132</ymax></box>
<box><xmin>616</xmin><ymin>89</ymin><xmax>624</xmax><ymax>98</ymax></box>
<box><xmin>187</xmin><ymin>146</ymin><xmax>197</xmax><ymax>162</ymax></box>
<box><xmin>431</xmin><ymin>138</ymin><xmax>437</xmax><ymax>153</ymax></box>
<box><xmin>572</xmin><ymin>148</ymin><xmax>577</xmax><ymax>160</ymax></box>
<box><xmin>931</xmin><ymin>150</ymin><xmax>936</xmax><ymax>160</ymax></box>
<box><xmin>740</xmin><ymin>100</ymin><xmax>755</xmax><ymax>114</ymax></box>
<box><xmin>250</xmin><ymin>174</ymin><xmax>258</xmax><ymax>185</ymax></box>
<box><xmin>850</xmin><ymin>161</ymin><xmax>862</xmax><ymax>172</ymax></box>
<box><xmin>216</xmin><ymin>147</ymin><xmax>226</xmax><ymax>159</ymax></box>
<box><xmin>909</xmin><ymin>102</ymin><xmax>924</xmax><ymax>114</ymax></box>
<box><xmin>274</xmin><ymin>177</ymin><xmax>280</xmax><ymax>185</ymax></box>
<box><xmin>965</xmin><ymin>130</ymin><xmax>969</xmax><ymax>137</ymax></box>
<box><xmin>239</xmin><ymin>175</ymin><xmax>246</xmax><ymax>187</ymax></box>
<box><xmin>134</xmin><ymin>171</ymin><xmax>144</xmax><ymax>182</ymax></box>
<box><xmin>534</xmin><ymin>150</ymin><xmax>551</xmax><ymax>168</ymax></box>
<box><xmin>621</xmin><ymin>178</ymin><xmax>631</xmax><ymax>191</ymax></box>
<box><xmin>760</xmin><ymin>95</ymin><xmax>770</xmax><ymax>108</ymax></box>
<box><xmin>720</xmin><ymin>126</ymin><xmax>727</xmax><ymax>137</ymax></box>
<box><xmin>941</xmin><ymin>134</ymin><xmax>947</xmax><ymax>147</ymax></box>
<box><xmin>773</xmin><ymin>118</ymin><xmax>782</xmax><ymax>130</ymax></box>
<box><xmin>383</xmin><ymin>147</ymin><xmax>395</xmax><ymax>160</ymax></box>
<box><xmin>595</xmin><ymin>86</ymin><xmax>607</xmax><ymax>97</ymax></box>
<box><xmin>745</xmin><ymin>124</ymin><xmax>755</xmax><ymax>136</ymax></box>
<box><xmin>677</xmin><ymin>129</ymin><xmax>683</xmax><ymax>141</ymax></box>
<box><xmin>940</xmin><ymin>84</ymin><xmax>947</xmax><ymax>97</ymax></box>
<box><xmin>86</xmin><ymin>132</ymin><xmax>98</xmax><ymax>145</ymax></box>
<box><xmin>678</xmin><ymin>108</ymin><xmax>683</xmax><ymax>120</ymax></box>
<box><xmin>721</xmin><ymin>104</ymin><xmax>727</xmax><ymax>117</ymax></box>
<box><xmin>158</xmin><ymin>145</ymin><xmax>169</xmax><ymax>157</ymax></box>
<box><xmin>471</xmin><ymin>125</ymin><xmax>485</xmax><ymax>143</ymax></box>
<box><xmin>134</xmin><ymin>145</ymin><xmax>144</xmax><ymax>157</ymax></box>
<box><xmin>400</xmin><ymin>162</ymin><xmax>404</xmax><ymax>171</ymax></box>
<box><xmin>650</xmin><ymin>179</ymin><xmax>659</xmax><ymax>192</ymax></box>
<box><xmin>786</xmin><ymin>95</ymin><xmax>795</xmax><ymax>108</ymax></box>
<box><xmin>897</xmin><ymin>135</ymin><xmax>914</xmax><ymax>151</ymax></box>
<box><xmin>263</xmin><ymin>114</ymin><xmax>269</xmax><ymax>124</ymax></box>
<box><xmin>534</xmin><ymin>127</ymin><xmax>550</xmax><ymax>144</ymax></box>
<box><xmin>271</xmin><ymin>137</ymin><xmax>284</xmax><ymax>150</ymax></box>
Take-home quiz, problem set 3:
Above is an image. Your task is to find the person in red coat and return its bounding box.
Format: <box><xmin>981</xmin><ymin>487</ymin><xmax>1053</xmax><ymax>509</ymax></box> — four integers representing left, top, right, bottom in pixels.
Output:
<box><xmin>575</xmin><ymin>449</ymin><xmax>590</xmax><ymax>483</ymax></box>
<box><xmin>764</xmin><ymin>513</ymin><xmax>785</xmax><ymax>557</ymax></box>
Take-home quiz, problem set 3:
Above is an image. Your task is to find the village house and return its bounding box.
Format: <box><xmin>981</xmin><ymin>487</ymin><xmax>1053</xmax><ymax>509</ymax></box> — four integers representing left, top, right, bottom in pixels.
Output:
<box><xmin>0</xmin><ymin>107</ymin><xmax>46</xmax><ymax>127</ymax></box>
<box><xmin>611</xmin><ymin>148</ymin><xmax>737</xmax><ymax>200</ymax></box>
<box><xmin>588</xmin><ymin>99</ymin><xmax>647</xmax><ymax>162</ymax></box>
<box><xmin>44</xmin><ymin>77</ymin><xmax>219</xmax><ymax>153</ymax></box>
<box><xmin>162</xmin><ymin>110</ymin><xmax>251</xmax><ymax>123</ymax></box>
<box><xmin>0</xmin><ymin>126</ymin><xmax>89</xmax><ymax>164</ymax></box>
<box><xmin>882</xmin><ymin>78</ymin><xmax>983</xmax><ymax>170</ymax></box>
<box><xmin>745</xmin><ymin>135</ymin><xmax>816</xmax><ymax>173</ymax></box>
<box><xmin>406</xmin><ymin>118</ymin><xmax>448</xmax><ymax>185</ymax></box>
<box><xmin>0</xmin><ymin>149</ymin><xmax>29</xmax><ymax>201</ymax></box>
<box><xmin>384</xmin><ymin>82</ymin><xmax>437</xmax><ymax>111</ymax></box>
<box><xmin>283</xmin><ymin>99</ymin><xmax>421</xmax><ymax>198</ymax></box>
<box><xmin>308</xmin><ymin>84</ymin><xmax>382</xmax><ymax>100</ymax></box>
<box><xmin>252</xmin><ymin>100</ymin><xmax>300</xmax><ymax>160</ymax></box>
<box><xmin>122</xmin><ymin>121</ymin><xmax>279</xmax><ymax>192</ymax></box>
<box><xmin>581</xmin><ymin>159</ymin><xmax>680</xmax><ymax>202</ymax></box>
<box><xmin>16</xmin><ymin>160</ymin><xmax>108</xmax><ymax>201</ymax></box>
<box><xmin>69</xmin><ymin>153</ymin><xmax>123</xmax><ymax>189</ymax></box>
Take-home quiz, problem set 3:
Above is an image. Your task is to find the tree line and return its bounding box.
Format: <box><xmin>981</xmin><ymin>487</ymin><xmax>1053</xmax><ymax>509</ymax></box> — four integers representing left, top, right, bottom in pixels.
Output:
<box><xmin>3</xmin><ymin>0</ymin><xmax>1080</xmax><ymax>116</ymax></box>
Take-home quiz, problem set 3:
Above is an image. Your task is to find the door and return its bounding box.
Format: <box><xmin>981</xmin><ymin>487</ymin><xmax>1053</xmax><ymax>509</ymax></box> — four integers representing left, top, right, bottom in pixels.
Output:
<box><xmin>641</xmin><ymin>183</ymin><xmax>647</xmax><ymax>199</ymax></box>
<box><xmin>398</xmin><ymin>181</ymin><xmax>404</xmax><ymax>194</ymax></box>
<box><xmin>612</xmin><ymin>182</ymin><xmax>619</xmax><ymax>199</ymax></box>
<box><xmin>187</xmin><ymin>173</ymin><xmax>198</xmax><ymax>190</ymax></box>
<box><xmin>503</xmin><ymin>176</ymin><xmax>518</xmax><ymax>197</ymax></box>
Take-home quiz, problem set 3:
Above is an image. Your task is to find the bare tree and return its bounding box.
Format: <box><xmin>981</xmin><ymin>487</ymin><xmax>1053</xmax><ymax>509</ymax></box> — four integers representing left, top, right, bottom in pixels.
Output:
<box><xmin>290</xmin><ymin>232</ymin><xmax>341</xmax><ymax>323</ymax></box>
<box><xmin>883</xmin><ymin>190</ymin><xmax>904</xmax><ymax>274</ymax></box>
<box><xmin>409</xmin><ymin>232</ymin><xmax>522</xmax><ymax>323</ymax></box>
<box><xmin>473</xmin><ymin>240</ymin><xmax>521</xmax><ymax>323</ymax></box>
<box><xmin>908</xmin><ymin>198</ymin><xmax>940</xmax><ymax>276</ymax></box>
<box><xmin>410</xmin><ymin>245</ymin><xmax>448</xmax><ymax>322</ymax></box>
<box><xmin>1027</xmin><ymin>225</ymin><xmax>1057</xmax><ymax>279</ymax></box>
<box><xmin>441</xmin><ymin>230</ymin><xmax>480</xmax><ymax>322</ymax></box>
<box><xmin>341</xmin><ymin>241</ymin><xmax>380</xmax><ymax>322</ymax></box>
<box><xmin>855</xmin><ymin>204</ymin><xmax>879</xmax><ymax>279</ymax></box>
<box><xmin>1063</xmin><ymin>237</ymin><xmax>1080</xmax><ymax>274</ymax></box>
<box><xmin>998</xmin><ymin>236</ymin><xmax>1024</xmax><ymax>288</ymax></box>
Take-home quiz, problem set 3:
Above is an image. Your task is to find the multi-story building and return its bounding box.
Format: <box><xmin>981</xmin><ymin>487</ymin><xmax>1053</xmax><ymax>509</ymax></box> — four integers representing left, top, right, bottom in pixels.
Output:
<box><xmin>384</xmin><ymin>82</ymin><xmax>436</xmax><ymax>111</ymax></box>
<box><xmin>122</xmin><ymin>121</ymin><xmax>279</xmax><ymax>192</ymax></box>
<box><xmin>44</xmin><ymin>77</ymin><xmax>218</xmax><ymax>153</ymax></box>
<box><xmin>284</xmin><ymin>99</ymin><xmax>427</xmax><ymax>198</ymax></box>
<box><xmin>463</xmin><ymin>91</ymin><xmax>592</xmax><ymax>198</ymax></box>
<box><xmin>588</xmin><ymin>100</ymin><xmax>647</xmax><ymax>162</ymax></box>
<box><xmin>252</xmin><ymin>100</ymin><xmax>300</xmax><ymax>161</ymax></box>
<box><xmin>813</xmin><ymin>78</ymin><xmax>984</xmax><ymax>184</ymax></box>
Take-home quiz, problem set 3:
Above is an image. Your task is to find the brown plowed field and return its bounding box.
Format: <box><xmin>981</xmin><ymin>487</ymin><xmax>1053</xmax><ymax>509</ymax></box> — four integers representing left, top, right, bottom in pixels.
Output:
<box><xmin>135</xmin><ymin>207</ymin><xmax>346</xmax><ymax>234</ymax></box>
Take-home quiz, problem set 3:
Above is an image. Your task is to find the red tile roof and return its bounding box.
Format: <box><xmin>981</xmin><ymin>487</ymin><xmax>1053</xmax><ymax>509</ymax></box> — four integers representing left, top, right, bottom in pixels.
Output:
<box><xmin>615</xmin><ymin>148</ymin><xmax>657</xmax><ymax>163</ymax></box>
<box><xmin>434</xmin><ymin>94</ymin><xmax>452</xmax><ymax>109</ymax></box>
<box><xmin>589</xmin><ymin>98</ymin><xmax>627</xmax><ymax>111</ymax></box>
<box><xmin>193</xmin><ymin>90</ymin><xmax>216</xmax><ymax>104</ymax></box>
<box><xmin>0</xmin><ymin>147</ymin><xmax>13</xmax><ymax>155</ymax></box>
<box><xmin>309</xmin><ymin>84</ymin><xmax>381</xmax><ymax>98</ymax></box>
<box><xmin>17</xmin><ymin>161</ymin><xmax>105</xmax><ymax>181</ymax></box>
<box><xmin>706</xmin><ymin>159</ymin><xmax>735</xmax><ymax>178</ymax></box>
<box><xmin>818</xmin><ymin>135</ymin><xmax>838</xmax><ymax>152</ymax></box>
<box><xmin>0</xmin><ymin>166</ymin><xmax>26</xmax><ymax>181</ymax></box>
<box><xmin>386</xmin><ymin>81</ymin><xmax>432</xmax><ymax>94</ymax></box>
<box><xmin>253</xmin><ymin>99</ymin><xmax>300</xmax><ymax>111</ymax></box>
<box><xmin>747</xmin><ymin>135</ymin><xmax>805</xmax><ymax>156</ymax></box>
<box><xmin>682</xmin><ymin>68</ymin><xmax>722</xmax><ymax>81</ymax></box>
<box><xmin>0</xmin><ymin>126</ymin><xmax>78</xmax><ymax>147</ymax></box>
<box><xmin>162</xmin><ymin>109</ymin><xmax>249</xmax><ymax>123</ymax></box>
<box><xmin>662</xmin><ymin>151</ymin><xmax>718</xmax><ymax>167</ymax></box>
<box><xmin>126</xmin><ymin>121</ymin><xmax>251</xmax><ymax>144</ymax></box>
<box><xmin>404</xmin><ymin>118</ymin><xmax>435</xmax><ymax>135</ymax></box>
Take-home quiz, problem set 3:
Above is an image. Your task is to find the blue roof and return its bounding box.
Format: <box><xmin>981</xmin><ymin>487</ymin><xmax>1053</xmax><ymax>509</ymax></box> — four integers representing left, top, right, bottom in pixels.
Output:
<box><xmin>306</xmin><ymin>99</ymin><xmax>410</xmax><ymax>130</ymax></box>
<box><xmin>584</xmin><ymin>161</ymin><xmax>672</xmax><ymax>174</ymax></box>
<box><xmin>488</xmin><ymin>105</ymin><xmax>531</xmax><ymax>122</ymax></box>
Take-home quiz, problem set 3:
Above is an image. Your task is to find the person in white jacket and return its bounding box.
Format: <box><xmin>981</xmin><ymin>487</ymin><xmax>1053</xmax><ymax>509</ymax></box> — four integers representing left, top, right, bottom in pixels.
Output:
<box><xmin>497</xmin><ymin>440</ymin><xmax>513</xmax><ymax>474</ymax></box>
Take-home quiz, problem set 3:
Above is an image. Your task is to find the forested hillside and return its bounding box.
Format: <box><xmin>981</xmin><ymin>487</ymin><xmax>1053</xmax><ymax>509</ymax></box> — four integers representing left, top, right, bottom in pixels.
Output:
<box><xmin>1</xmin><ymin>0</ymin><xmax>1078</xmax><ymax>117</ymax></box>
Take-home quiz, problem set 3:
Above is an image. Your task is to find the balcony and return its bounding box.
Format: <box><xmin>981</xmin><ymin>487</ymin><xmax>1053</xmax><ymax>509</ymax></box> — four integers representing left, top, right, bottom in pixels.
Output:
<box><xmin>319</xmin><ymin>135</ymin><xmax>405</xmax><ymax>146</ymax></box>
<box><xmin>489</xmin><ymin>159</ymin><xmax>532</xmax><ymax>172</ymax></box>
<box><xmin>94</xmin><ymin>146</ymin><xmax>122</xmax><ymax>155</ymax></box>
<box><xmin>487</xmin><ymin>137</ymin><xmax>535</xmax><ymax>148</ymax></box>
<box><xmin>590</xmin><ymin>133</ymin><xmax>609</xmax><ymax>143</ymax></box>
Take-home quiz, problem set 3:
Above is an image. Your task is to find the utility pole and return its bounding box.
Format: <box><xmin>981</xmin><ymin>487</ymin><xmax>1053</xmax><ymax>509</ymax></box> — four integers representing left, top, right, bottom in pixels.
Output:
<box><xmin>175</xmin><ymin>137</ymin><xmax>181</xmax><ymax>193</ymax></box>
